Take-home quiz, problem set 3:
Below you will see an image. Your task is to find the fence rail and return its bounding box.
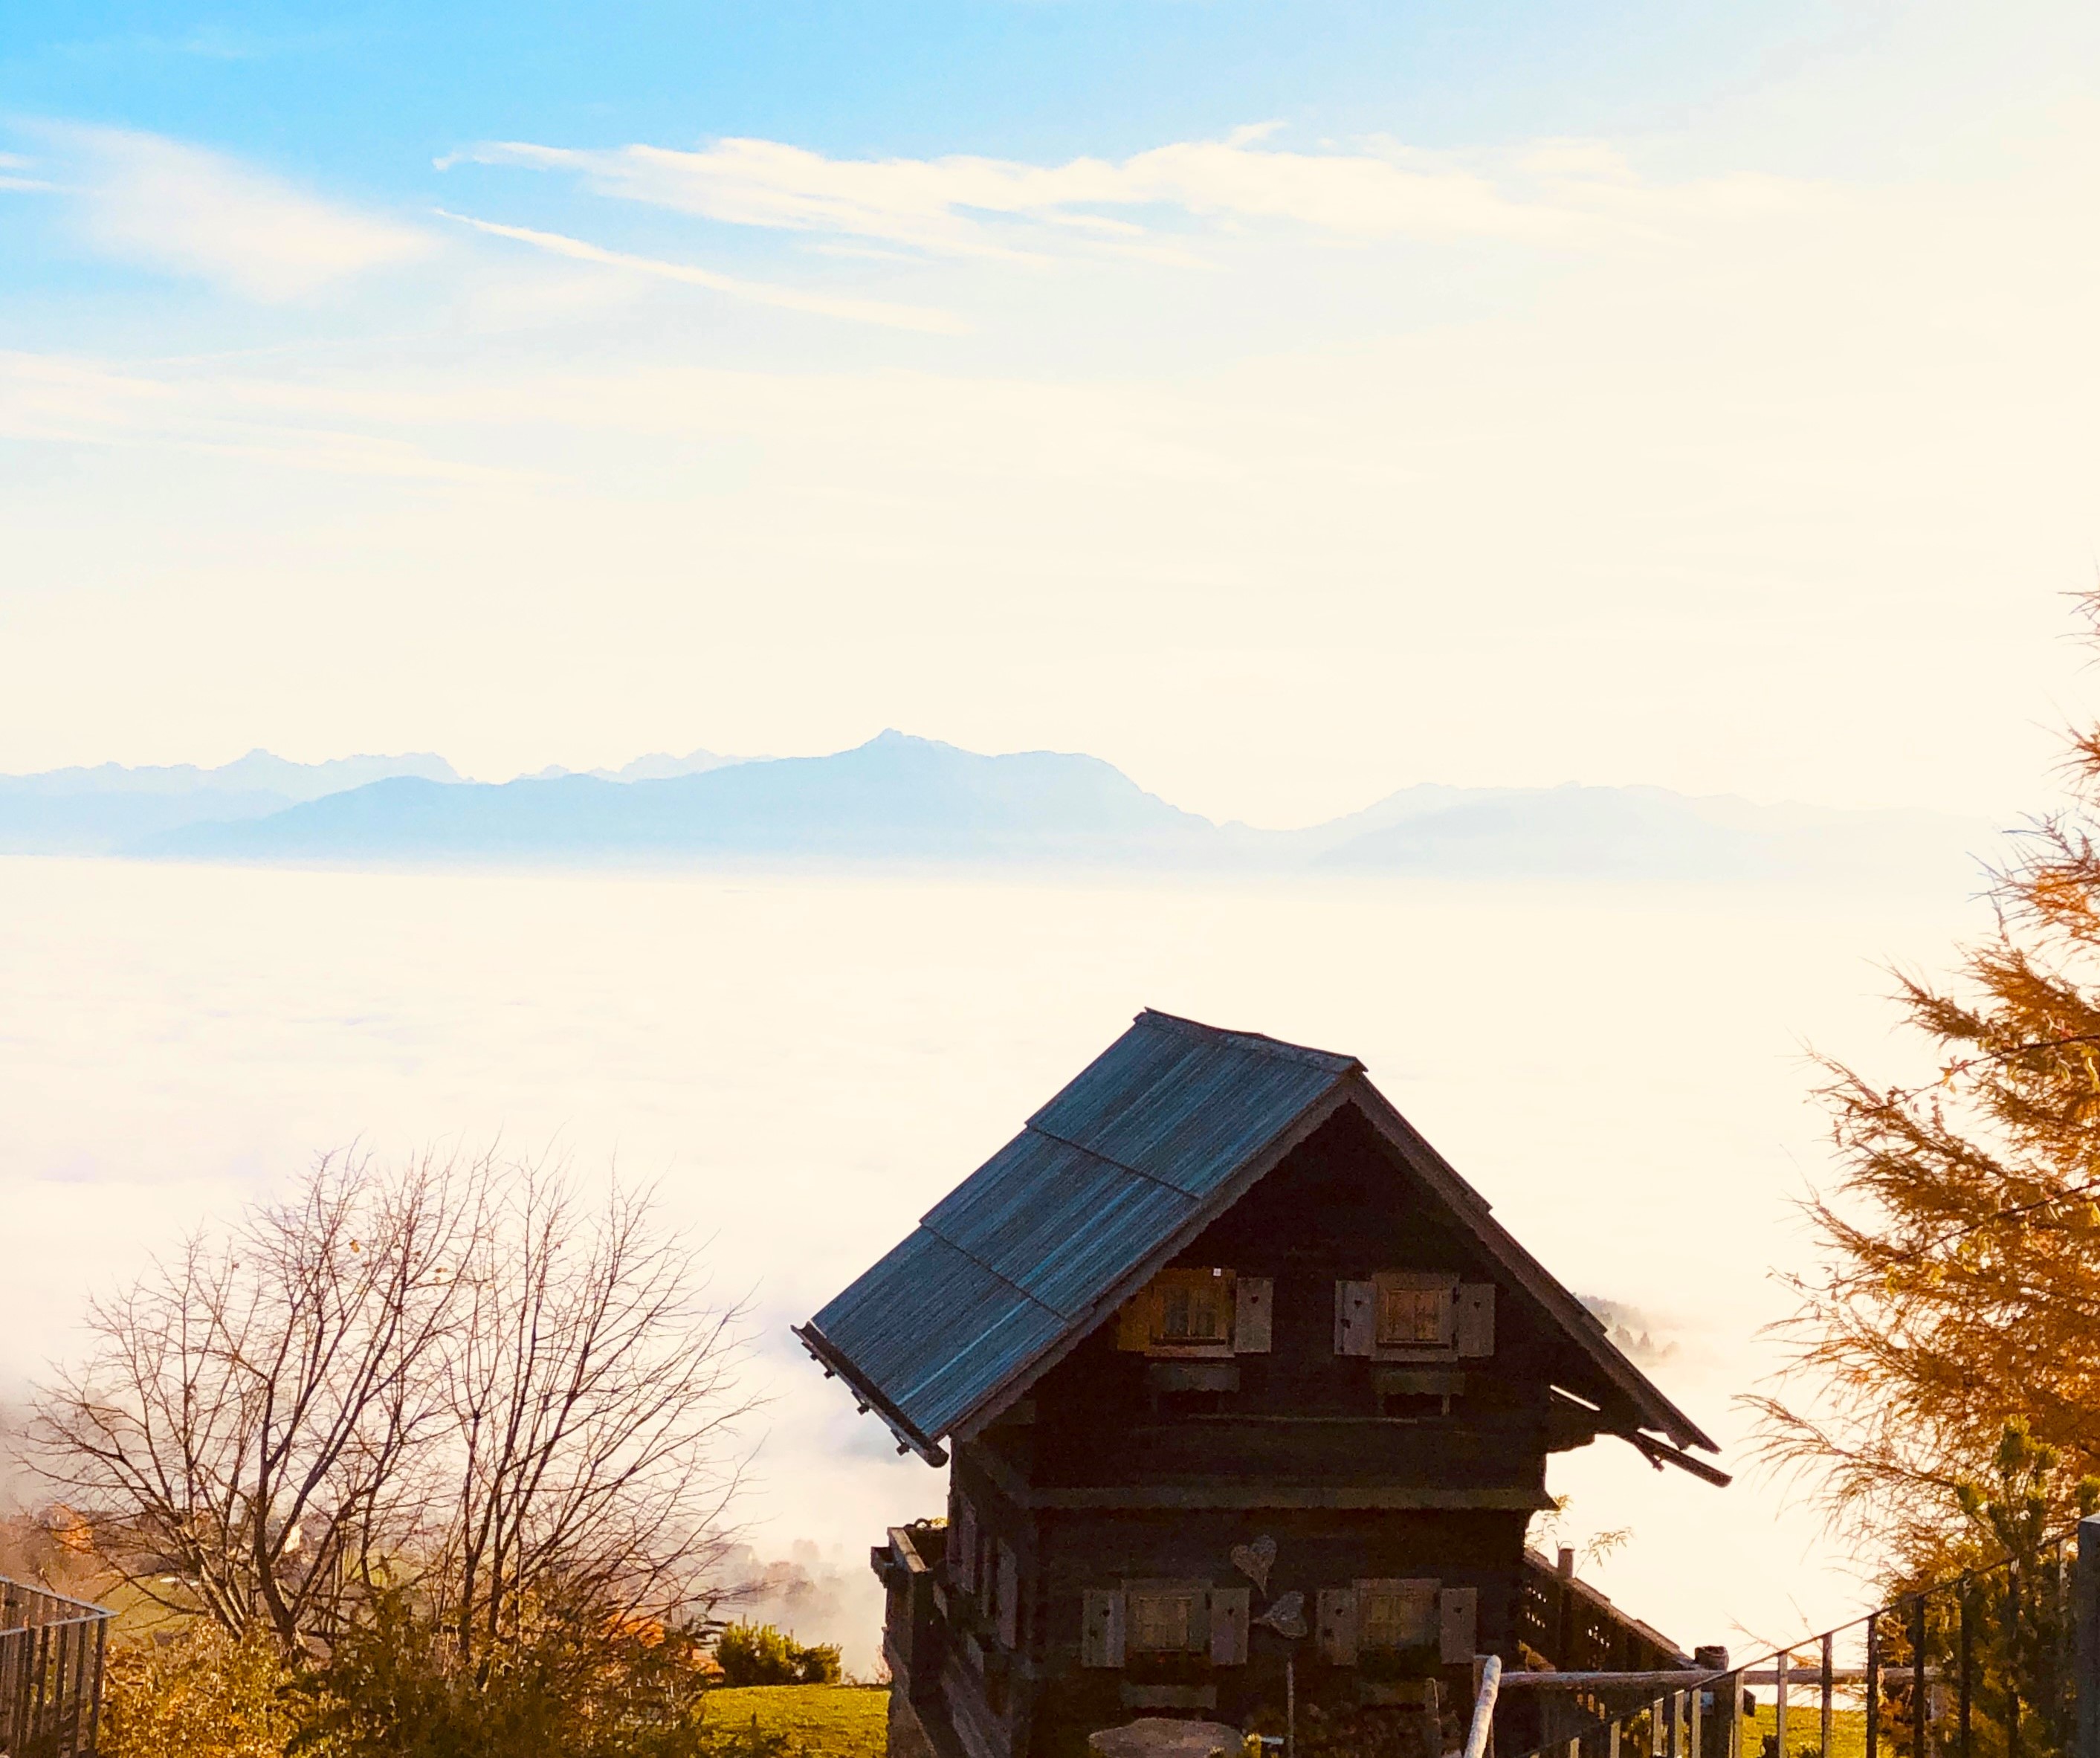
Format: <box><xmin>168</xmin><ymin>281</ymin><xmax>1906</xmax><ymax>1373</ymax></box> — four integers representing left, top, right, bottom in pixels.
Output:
<box><xmin>1485</xmin><ymin>1519</ymin><xmax>2100</xmax><ymax>1758</ymax></box>
<box><xmin>0</xmin><ymin>1578</ymin><xmax>111</xmax><ymax>1758</ymax></box>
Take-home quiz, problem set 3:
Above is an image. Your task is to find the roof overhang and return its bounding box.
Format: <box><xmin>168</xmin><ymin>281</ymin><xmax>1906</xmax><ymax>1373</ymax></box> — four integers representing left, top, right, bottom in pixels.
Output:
<box><xmin>1343</xmin><ymin>1073</ymin><xmax>1719</xmax><ymax>1454</ymax></box>
<box><xmin>793</xmin><ymin>1320</ymin><xmax>950</xmax><ymax>1466</ymax></box>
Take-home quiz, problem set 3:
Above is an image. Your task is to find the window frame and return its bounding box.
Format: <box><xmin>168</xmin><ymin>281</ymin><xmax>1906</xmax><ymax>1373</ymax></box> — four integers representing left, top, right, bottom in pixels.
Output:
<box><xmin>1370</xmin><ymin>1271</ymin><xmax>1458</xmax><ymax>1361</ymax></box>
<box><xmin>1118</xmin><ymin>1267</ymin><xmax>1238</xmax><ymax>1359</ymax></box>
<box><xmin>1120</xmin><ymin>1579</ymin><xmax>1211</xmax><ymax>1658</ymax></box>
<box><xmin>1354</xmin><ymin>1577</ymin><xmax>1441</xmax><ymax>1655</ymax></box>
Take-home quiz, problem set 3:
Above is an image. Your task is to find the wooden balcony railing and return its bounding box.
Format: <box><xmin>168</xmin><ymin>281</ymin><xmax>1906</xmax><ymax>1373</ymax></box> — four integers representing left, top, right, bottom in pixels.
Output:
<box><xmin>0</xmin><ymin>1577</ymin><xmax>112</xmax><ymax>1757</ymax></box>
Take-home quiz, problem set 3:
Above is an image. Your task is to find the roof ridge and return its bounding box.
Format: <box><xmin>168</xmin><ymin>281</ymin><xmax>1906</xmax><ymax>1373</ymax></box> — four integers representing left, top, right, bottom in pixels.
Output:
<box><xmin>1134</xmin><ymin>1007</ymin><xmax>1362</xmax><ymax>1073</ymax></box>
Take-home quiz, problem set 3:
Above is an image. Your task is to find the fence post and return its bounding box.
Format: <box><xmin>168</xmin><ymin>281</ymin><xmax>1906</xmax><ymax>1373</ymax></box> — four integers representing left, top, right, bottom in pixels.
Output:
<box><xmin>1869</xmin><ymin>1613</ymin><xmax>1882</xmax><ymax>1758</ymax></box>
<box><xmin>1696</xmin><ymin>1646</ymin><xmax>1734</xmax><ymax>1758</ymax></box>
<box><xmin>1822</xmin><ymin>1632</ymin><xmax>1835</xmax><ymax>1758</ymax></box>
<box><xmin>2076</xmin><ymin>1516</ymin><xmax>2100</xmax><ymax>1758</ymax></box>
<box><xmin>1958</xmin><ymin>1580</ymin><xmax>1972</xmax><ymax>1758</ymax></box>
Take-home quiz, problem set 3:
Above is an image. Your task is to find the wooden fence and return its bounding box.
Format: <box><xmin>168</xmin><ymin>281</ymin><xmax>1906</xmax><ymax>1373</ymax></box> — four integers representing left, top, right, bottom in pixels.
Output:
<box><xmin>1486</xmin><ymin>1514</ymin><xmax>2100</xmax><ymax>1758</ymax></box>
<box><xmin>0</xmin><ymin>1578</ymin><xmax>110</xmax><ymax>1758</ymax></box>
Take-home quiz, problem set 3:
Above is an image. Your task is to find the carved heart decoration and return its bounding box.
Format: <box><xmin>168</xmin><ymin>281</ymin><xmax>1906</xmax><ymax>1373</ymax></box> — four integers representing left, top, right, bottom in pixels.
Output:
<box><xmin>1230</xmin><ymin>1534</ymin><xmax>1277</xmax><ymax>1594</ymax></box>
<box><xmin>1253</xmin><ymin>1591</ymin><xmax>1306</xmax><ymax>1640</ymax></box>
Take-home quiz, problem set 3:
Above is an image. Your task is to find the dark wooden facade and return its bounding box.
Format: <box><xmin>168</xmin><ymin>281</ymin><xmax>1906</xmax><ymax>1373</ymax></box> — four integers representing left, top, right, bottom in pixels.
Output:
<box><xmin>810</xmin><ymin>1013</ymin><xmax>1722</xmax><ymax>1758</ymax></box>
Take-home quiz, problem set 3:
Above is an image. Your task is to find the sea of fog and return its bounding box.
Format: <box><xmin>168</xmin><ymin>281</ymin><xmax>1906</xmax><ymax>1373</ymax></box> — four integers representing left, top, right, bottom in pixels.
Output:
<box><xmin>0</xmin><ymin>854</ymin><xmax>1995</xmax><ymax>1671</ymax></box>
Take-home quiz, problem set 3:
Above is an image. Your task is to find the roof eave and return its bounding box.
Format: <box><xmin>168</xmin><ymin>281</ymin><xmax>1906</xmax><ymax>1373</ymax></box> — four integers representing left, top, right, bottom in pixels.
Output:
<box><xmin>1342</xmin><ymin>1073</ymin><xmax>1720</xmax><ymax>1457</ymax></box>
<box><xmin>792</xmin><ymin>1322</ymin><xmax>950</xmax><ymax>1467</ymax></box>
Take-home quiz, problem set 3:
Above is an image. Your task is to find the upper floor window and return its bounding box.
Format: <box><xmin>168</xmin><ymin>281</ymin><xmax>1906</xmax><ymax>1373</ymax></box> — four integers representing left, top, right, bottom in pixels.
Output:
<box><xmin>1376</xmin><ymin>1279</ymin><xmax>1450</xmax><ymax>1349</ymax></box>
<box><xmin>1157</xmin><ymin>1270</ymin><xmax>1232</xmax><ymax>1346</ymax></box>
<box><xmin>1337</xmin><ymin>1276</ymin><xmax>1495</xmax><ymax>1362</ymax></box>
<box><xmin>1117</xmin><ymin>1267</ymin><xmax>1271</xmax><ymax>1358</ymax></box>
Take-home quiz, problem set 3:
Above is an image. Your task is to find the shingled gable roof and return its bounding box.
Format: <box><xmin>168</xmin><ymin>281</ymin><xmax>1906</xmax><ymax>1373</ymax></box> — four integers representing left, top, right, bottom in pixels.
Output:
<box><xmin>795</xmin><ymin>1009</ymin><xmax>1716</xmax><ymax>1470</ymax></box>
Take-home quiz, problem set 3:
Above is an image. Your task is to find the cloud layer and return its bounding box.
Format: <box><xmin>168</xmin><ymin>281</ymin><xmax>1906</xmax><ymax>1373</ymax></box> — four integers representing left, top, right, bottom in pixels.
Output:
<box><xmin>30</xmin><ymin>124</ymin><xmax>430</xmax><ymax>301</ymax></box>
<box><xmin>453</xmin><ymin>126</ymin><xmax>1616</xmax><ymax>262</ymax></box>
<box><xmin>439</xmin><ymin>210</ymin><xmax>965</xmax><ymax>332</ymax></box>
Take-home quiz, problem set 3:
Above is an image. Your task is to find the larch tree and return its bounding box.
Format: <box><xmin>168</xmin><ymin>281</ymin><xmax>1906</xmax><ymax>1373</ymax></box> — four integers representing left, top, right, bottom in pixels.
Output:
<box><xmin>1750</xmin><ymin>595</ymin><xmax>2100</xmax><ymax>1577</ymax></box>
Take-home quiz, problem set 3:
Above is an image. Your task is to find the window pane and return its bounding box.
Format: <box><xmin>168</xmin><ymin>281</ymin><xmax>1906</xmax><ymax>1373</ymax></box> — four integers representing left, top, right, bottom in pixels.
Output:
<box><xmin>1360</xmin><ymin>1586</ymin><xmax>1435</xmax><ymax>1651</ymax></box>
<box><xmin>1148</xmin><ymin>1271</ymin><xmax>1232</xmax><ymax>1345</ymax></box>
<box><xmin>1128</xmin><ymin>1591</ymin><xmax>1194</xmax><ymax>1653</ymax></box>
<box><xmin>1377</xmin><ymin>1286</ymin><xmax>1445</xmax><ymax>1346</ymax></box>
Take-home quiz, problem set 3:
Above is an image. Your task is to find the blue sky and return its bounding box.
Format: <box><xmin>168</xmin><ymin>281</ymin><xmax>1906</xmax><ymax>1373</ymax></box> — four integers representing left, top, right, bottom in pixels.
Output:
<box><xmin>8</xmin><ymin>4</ymin><xmax>1868</xmax><ymax>167</ymax></box>
<box><xmin>4</xmin><ymin>1</ymin><xmax>2099</xmax><ymax>822</ymax></box>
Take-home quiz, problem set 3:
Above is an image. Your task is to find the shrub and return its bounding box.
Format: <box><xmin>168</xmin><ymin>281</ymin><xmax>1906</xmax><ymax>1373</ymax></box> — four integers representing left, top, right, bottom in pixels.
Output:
<box><xmin>287</xmin><ymin>1589</ymin><xmax>725</xmax><ymax>1758</ymax></box>
<box><xmin>713</xmin><ymin>1622</ymin><xmax>842</xmax><ymax>1687</ymax></box>
<box><xmin>102</xmin><ymin>1623</ymin><xmax>297</xmax><ymax>1758</ymax></box>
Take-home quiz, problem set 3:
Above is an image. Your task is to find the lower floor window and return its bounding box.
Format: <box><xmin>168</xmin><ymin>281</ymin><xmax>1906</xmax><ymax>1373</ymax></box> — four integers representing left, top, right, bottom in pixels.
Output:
<box><xmin>1358</xmin><ymin>1580</ymin><xmax>1438</xmax><ymax>1652</ymax></box>
<box><xmin>1128</xmin><ymin>1587</ymin><xmax>1203</xmax><ymax>1655</ymax></box>
<box><xmin>1082</xmin><ymin>1583</ymin><xmax>1251</xmax><ymax>1670</ymax></box>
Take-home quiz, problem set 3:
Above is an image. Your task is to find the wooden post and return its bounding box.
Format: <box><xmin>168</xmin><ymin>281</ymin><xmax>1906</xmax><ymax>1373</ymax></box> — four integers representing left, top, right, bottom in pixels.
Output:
<box><xmin>2008</xmin><ymin>1567</ymin><xmax>2023</xmax><ymax>1758</ymax></box>
<box><xmin>1559</xmin><ymin>1549</ymin><xmax>1577</xmax><ymax>1668</ymax></box>
<box><xmin>85</xmin><ymin>1618</ymin><xmax>105</xmax><ymax>1758</ymax></box>
<box><xmin>1822</xmin><ymin>1633</ymin><xmax>1835</xmax><ymax>1758</ymax></box>
<box><xmin>1912</xmin><ymin>1597</ymin><xmax>1928</xmax><ymax>1758</ymax></box>
<box><xmin>1957</xmin><ymin>1581</ymin><xmax>1973</xmax><ymax>1758</ymax></box>
<box><xmin>2077</xmin><ymin>1517</ymin><xmax>2100</xmax><ymax>1758</ymax></box>
<box><xmin>1777</xmin><ymin>1649</ymin><xmax>1792</xmax><ymax>1758</ymax></box>
<box><xmin>1867</xmin><ymin>1614</ymin><xmax>1881</xmax><ymax>1758</ymax></box>
<box><xmin>1697</xmin><ymin>1646</ymin><xmax>1734</xmax><ymax>1758</ymax></box>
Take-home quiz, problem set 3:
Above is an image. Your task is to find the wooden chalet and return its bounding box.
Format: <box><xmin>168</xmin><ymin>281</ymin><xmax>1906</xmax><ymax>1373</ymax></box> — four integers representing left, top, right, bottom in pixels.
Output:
<box><xmin>796</xmin><ymin>1010</ymin><xmax>1728</xmax><ymax>1758</ymax></box>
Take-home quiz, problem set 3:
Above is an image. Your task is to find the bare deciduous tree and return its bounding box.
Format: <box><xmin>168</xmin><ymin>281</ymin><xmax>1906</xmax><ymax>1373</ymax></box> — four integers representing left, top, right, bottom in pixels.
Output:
<box><xmin>27</xmin><ymin>1148</ymin><xmax>751</xmax><ymax>1659</ymax></box>
<box><xmin>30</xmin><ymin>1151</ymin><xmax>468</xmax><ymax>1645</ymax></box>
<box><xmin>433</xmin><ymin>1167</ymin><xmax>749</xmax><ymax>1663</ymax></box>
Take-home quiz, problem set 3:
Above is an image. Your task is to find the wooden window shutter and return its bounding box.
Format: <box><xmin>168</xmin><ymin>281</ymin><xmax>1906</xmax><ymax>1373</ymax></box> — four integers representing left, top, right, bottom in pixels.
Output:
<box><xmin>1081</xmin><ymin>1589</ymin><xmax>1125</xmax><ymax>1668</ymax></box>
<box><xmin>1455</xmin><ymin>1284</ymin><xmax>1496</xmax><ymax>1358</ymax></box>
<box><xmin>1117</xmin><ymin>1288</ymin><xmax>1154</xmax><ymax>1353</ymax></box>
<box><xmin>1438</xmin><ymin>1586</ymin><xmax>1479</xmax><ymax>1663</ymax></box>
<box><xmin>952</xmin><ymin>1498</ymin><xmax>978</xmax><ymax>1594</ymax></box>
<box><xmin>1233</xmin><ymin>1278</ymin><xmax>1273</xmax><ymax>1354</ymax></box>
<box><xmin>1316</xmin><ymin>1586</ymin><xmax>1358</xmax><ymax>1664</ymax></box>
<box><xmin>1334</xmin><ymin>1281</ymin><xmax>1375</xmax><ymax>1357</ymax></box>
<box><xmin>995</xmin><ymin>1541</ymin><xmax>1019</xmax><ymax>1649</ymax></box>
<box><xmin>1209</xmin><ymin>1586</ymin><xmax>1251</xmax><ymax>1665</ymax></box>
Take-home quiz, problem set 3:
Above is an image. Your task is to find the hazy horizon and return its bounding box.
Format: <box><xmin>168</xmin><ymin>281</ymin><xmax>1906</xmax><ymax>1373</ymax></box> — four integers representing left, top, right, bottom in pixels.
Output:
<box><xmin>0</xmin><ymin>726</ymin><xmax>2035</xmax><ymax>827</ymax></box>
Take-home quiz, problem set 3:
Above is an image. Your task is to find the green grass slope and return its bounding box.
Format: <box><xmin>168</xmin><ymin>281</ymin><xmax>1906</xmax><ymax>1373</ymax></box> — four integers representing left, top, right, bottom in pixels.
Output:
<box><xmin>705</xmin><ymin>1684</ymin><xmax>890</xmax><ymax>1758</ymax></box>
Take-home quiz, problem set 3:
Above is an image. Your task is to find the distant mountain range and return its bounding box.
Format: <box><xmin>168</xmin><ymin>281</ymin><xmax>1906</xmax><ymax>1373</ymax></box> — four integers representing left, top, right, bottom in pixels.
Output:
<box><xmin>0</xmin><ymin>749</ymin><xmax>461</xmax><ymax>854</ymax></box>
<box><xmin>0</xmin><ymin>732</ymin><xmax>1997</xmax><ymax>885</ymax></box>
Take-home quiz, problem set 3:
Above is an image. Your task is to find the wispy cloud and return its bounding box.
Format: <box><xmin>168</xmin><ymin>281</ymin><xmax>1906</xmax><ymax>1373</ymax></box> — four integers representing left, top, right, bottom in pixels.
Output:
<box><xmin>0</xmin><ymin>149</ymin><xmax>58</xmax><ymax>193</ymax></box>
<box><xmin>439</xmin><ymin>211</ymin><xmax>966</xmax><ymax>332</ymax></box>
<box><xmin>29</xmin><ymin>124</ymin><xmax>431</xmax><ymax>301</ymax></box>
<box><xmin>448</xmin><ymin>126</ymin><xmax>1583</xmax><ymax>262</ymax></box>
